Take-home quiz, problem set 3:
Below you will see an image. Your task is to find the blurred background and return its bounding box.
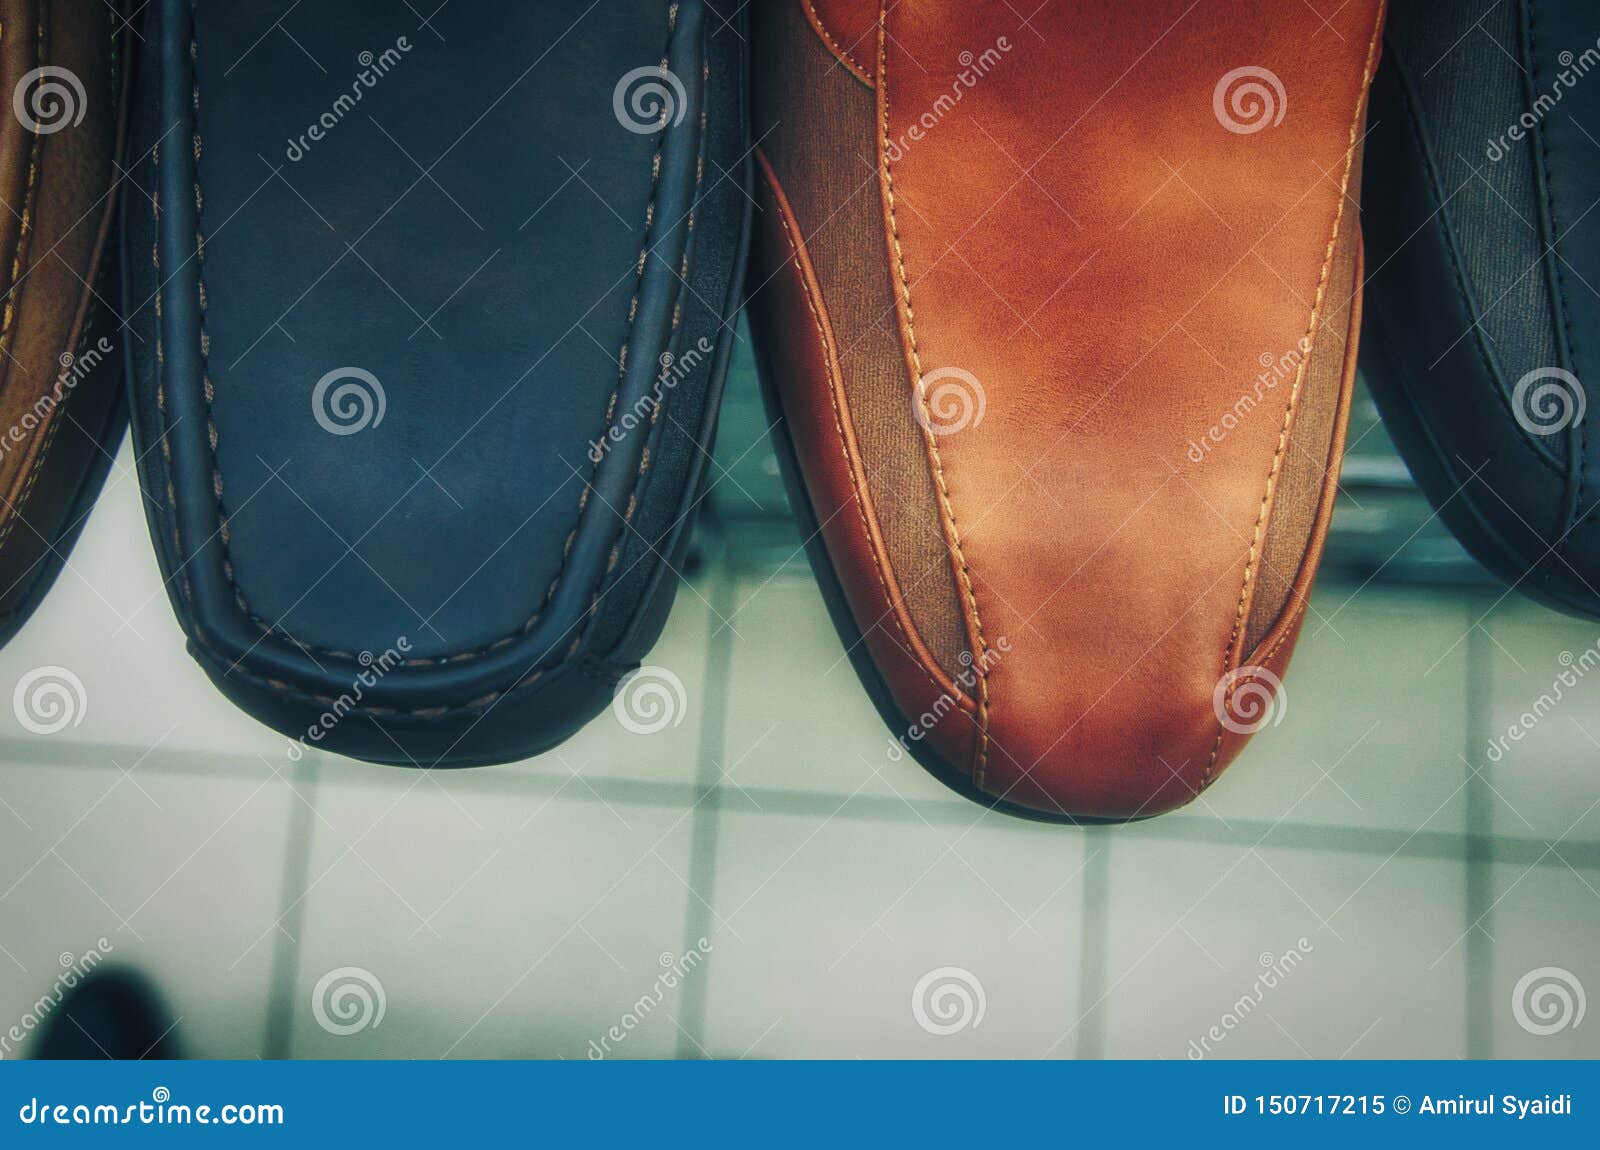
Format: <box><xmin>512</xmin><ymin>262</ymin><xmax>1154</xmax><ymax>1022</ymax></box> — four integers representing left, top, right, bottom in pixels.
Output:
<box><xmin>0</xmin><ymin>328</ymin><xmax>1596</xmax><ymax>1059</ymax></box>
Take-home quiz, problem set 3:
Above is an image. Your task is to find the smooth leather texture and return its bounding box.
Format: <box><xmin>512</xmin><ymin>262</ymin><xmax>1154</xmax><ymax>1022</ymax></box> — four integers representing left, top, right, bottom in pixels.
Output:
<box><xmin>124</xmin><ymin>0</ymin><xmax>749</xmax><ymax>765</ymax></box>
<box><xmin>752</xmin><ymin>0</ymin><xmax>1386</xmax><ymax>819</ymax></box>
<box><xmin>1363</xmin><ymin>0</ymin><xmax>1600</xmax><ymax>618</ymax></box>
<box><xmin>0</xmin><ymin>0</ymin><xmax>128</xmax><ymax>646</ymax></box>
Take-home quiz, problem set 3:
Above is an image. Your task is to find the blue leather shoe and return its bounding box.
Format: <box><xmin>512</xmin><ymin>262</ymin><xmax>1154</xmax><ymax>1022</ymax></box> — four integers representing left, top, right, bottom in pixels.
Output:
<box><xmin>124</xmin><ymin>0</ymin><xmax>749</xmax><ymax>765</ymax></box>
<box><xmin>1363</xmin><ymin>0</ymin><xmax>1600</xmax><ymax>618</ymax></box>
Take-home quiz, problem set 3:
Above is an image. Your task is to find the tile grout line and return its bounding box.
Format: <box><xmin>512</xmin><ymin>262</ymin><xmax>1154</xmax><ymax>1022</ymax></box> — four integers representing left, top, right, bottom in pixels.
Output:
<box><xmin>261</xmin><ymin>752</ymin><xmax>321</xmax><ymax>1060</ymax></box>
<box><xmin>20</xmin><ymin>739</ymin><xmax>1600</xmax><ymax>866</ymax></box>
<box><xmin>1464</xmin><ymin>600</ymin><xmax>1493</xmax><ymax>1059</ymax></box>
<box><xmin>1074</xmin><ymin>828</ymin><xmax>1111</xmax><ymax>1060</ymax></box>
<box><xmin>673</xmin><ymin>570</ymin><xmax>739</xmax><ymax>1059</ymax></box>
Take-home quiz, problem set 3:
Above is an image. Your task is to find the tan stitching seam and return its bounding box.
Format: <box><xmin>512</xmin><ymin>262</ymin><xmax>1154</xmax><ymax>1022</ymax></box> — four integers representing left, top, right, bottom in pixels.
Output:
<box><xmin>579</xmin><ymin>29</ymin><xmax>706</xmax><ymax>663</ymax></box>
<box><xmin>175</xmin><ymin>0</ymin><xmax>685</xmax><ymax>675</ymax></box>
<box><xmin>803</xmin><ymin>0</ymin><xmax>873</xmax><ymax>86</ymax></box>
<box><xmin>0</xmin><ymin>16</ymin><xmax>44</xmax><ymax>362</ymax></box>
<box><xmin>1205</xmin><ymin>5</ymin><xmax>1386</xmax><ymax>784</ymax></box>
<box><xmin>0</xmin><ymin>11</ymin><xmax>50</xmax><ymax>550</ymax></box>
<box><xmin>879</xmin><ymin>4</ymin><xmax>993</xmax><ymax>785</ymax></box>
<box><xmin>763</xmin><ymin>158</ymin><xmax>948</xmax><ymax>700</ymax></box>
<box><xmin>189</xmin><ymin>1</ymin><xmax>249</xmax><ymax>622</ymax></box>
<box><xmin>541</xmin><ymin>0</ymin><xmax>681</xmax><ymax>661</ymax></box>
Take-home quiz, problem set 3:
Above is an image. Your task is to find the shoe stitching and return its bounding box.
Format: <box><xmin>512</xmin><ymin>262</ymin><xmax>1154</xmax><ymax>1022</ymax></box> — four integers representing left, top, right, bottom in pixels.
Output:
<box><xmin>879</xmin><ymin>3</ymin><xmax>993</xmax><ymax>786</ymax></box>
<box><xmin>803</xmin><ymin>0</ymin><xmax>872</xmax><ymax>86</ymax></box>
<box><xmin>164</xmin><ymin>0</ymin><xmax>688</xmax><ymax>681</ymax></box>
<box><xmin>0</xmin><ymin>8</ymin><xmax>54</xmax><ymax>556</ymax></box>
<box><xmin>1206</xmin><ymin>3</ymin><xmax>1386</xmax><ymax>785</ymax></box>
<box><xmin>760</xmin><ymin>152</ymin><xmax>952</xmax><ymax>702</ymax></box>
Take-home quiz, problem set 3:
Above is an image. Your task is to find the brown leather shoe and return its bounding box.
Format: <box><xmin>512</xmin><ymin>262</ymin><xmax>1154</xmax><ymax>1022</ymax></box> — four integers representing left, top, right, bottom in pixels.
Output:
<box><xmin>0</xmin><ymin>0</ymin><xmax>129</xmax><ymax>646</ymax></box>
<box><xmin>748</xmin><ymin>1</ymin><xmax>1387</xmax><ymax>820</ymax></box>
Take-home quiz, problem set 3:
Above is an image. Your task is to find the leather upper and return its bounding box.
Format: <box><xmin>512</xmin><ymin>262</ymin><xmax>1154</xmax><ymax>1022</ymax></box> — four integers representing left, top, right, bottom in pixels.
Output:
<box><xmin>0</xmin><ymin>0</ymin><xmax>128</xmax><ymax>645</ymax></box>
<box><xmin>1363</xmin><ymin>0</ymin><xmax>1600</xmax><ymax>619</ymax></box>
<box><xmin>124</xmin><ymin>0</ymin><xmax>749</xmax><ymax>764</ymax></box>
<box><xmin>751</xmin><ymin>0</ymin><xmax>1386</xmax><ymax>819</ymax></box>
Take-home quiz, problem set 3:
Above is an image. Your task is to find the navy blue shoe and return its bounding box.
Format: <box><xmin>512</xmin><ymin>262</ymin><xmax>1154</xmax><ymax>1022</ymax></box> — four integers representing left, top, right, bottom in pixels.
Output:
<box><xmin>124</xmin><ymin>0</ymin><xmax>749</xmax><ymax>765</ymax></box>
<box><xmin>1363</xmin><ymin>0</ymin><xmax>1600</xmax><ymax>618</ymax></box>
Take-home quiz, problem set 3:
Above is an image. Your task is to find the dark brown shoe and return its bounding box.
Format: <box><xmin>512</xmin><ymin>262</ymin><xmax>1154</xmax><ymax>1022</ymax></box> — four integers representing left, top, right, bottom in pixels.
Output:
<box><xmin>0</xmin><ymin>0</ymin><xmax>130</xmax><ymax>646</ymax></box>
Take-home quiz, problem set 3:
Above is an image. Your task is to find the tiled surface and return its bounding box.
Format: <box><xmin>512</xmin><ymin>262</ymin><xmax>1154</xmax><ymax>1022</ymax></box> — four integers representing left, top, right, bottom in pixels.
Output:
<box><xmin>0</xmin><ymin>443</ymin><xmax>1598</xmax><ymax>1059</ymax></box>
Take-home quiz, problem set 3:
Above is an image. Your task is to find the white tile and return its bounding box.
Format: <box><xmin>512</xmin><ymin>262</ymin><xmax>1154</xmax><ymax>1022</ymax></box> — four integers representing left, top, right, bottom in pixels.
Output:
<box><xmin>697</xmin><ymin>806</ymin><xmax>1088</xmax><ymax>1057</ymax></box>
<box><xmin>1486</xmin><ymin>861</ymin><xmax>1600</xmax><ymax>1058</ymax></box>
<box><xmin>718</xmin><ymin>575</ymin><xmax>956</xmax><ymax>803</ymax></box>
<box><xmin>1481</xmin><ymin>604</ymin><xmax>1600</xmax><ymax>843</ymax></box>
<box><xmin>289</xmin><ymin>765</ymin><xmax>697</xmax><ymax>1058</ymax></box>
<box><xmin>0</xmin><ymin>442</ymin><xmax>290</xmax><ymax>758</ymax></box>
<box><xmin>1204</xmin><ymin>588</ymin><xmax>1473</xmax><ymax>835</ymax></box>
<box><xmin>0</xmin><ymin>438</ymin><xmax>720</xmax><ymax>779</ymax></box>
<box><xmin>1097</xmin><ymin>832</ymin><xmax>1467</xmax><ymax>1059</ymax></box>
<box><xmin>543</xmin><ymin>575</ymin><xmax>717</xmax><ymax>789</ymax></box>
<box><xmin>0</xmin><ymin>754</ymin><xmax>296</xmax><ymax>1059</ymax></box>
